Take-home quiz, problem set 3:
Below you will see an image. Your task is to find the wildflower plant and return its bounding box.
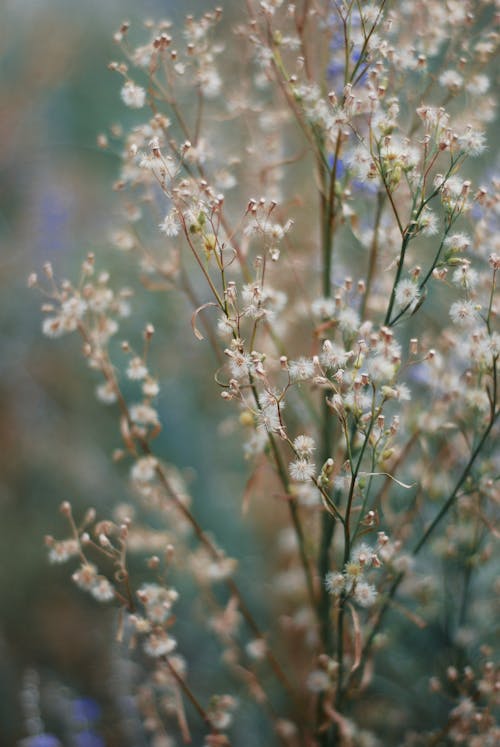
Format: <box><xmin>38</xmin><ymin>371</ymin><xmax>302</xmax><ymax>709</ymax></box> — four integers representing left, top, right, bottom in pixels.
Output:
<box><xmin>31</xmin><ymin>1</ymin><xmax>499</xmax><ymax>745</ymax></box>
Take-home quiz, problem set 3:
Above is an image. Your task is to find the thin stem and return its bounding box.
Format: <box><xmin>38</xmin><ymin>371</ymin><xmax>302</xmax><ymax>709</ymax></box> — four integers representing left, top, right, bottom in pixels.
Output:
<box><xmin>360</xmin><ymin>190</ymin><xmax>385</xmax><ymax>320</ymax></box>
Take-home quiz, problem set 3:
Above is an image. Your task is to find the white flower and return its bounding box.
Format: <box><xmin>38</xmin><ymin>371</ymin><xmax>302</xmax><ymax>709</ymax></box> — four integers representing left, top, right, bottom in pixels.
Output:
<box><xmin>438</xmin><ymin>70</ymin><xmax>463</xmax><ymax>91</ymax></box>
<box><xmin>289</xmin><ymin>459</ymin><xmax>316</xmax><ymax>482</ymax></box>
<box><xmin>418</xmin><ymin>209</ymin><xmax>439</xmax><ymax>236</ymax></box>
<box><xmin>131</xmin><ymin>456</ymin><xmax>158</xmax><ymax>483</ymax></box>
<box><xmin>60</xmin><ymin>296</ymin><xmax>87</xmax><ymax>329</ymax></box>
<box><xmin>395</xmin><ymin>279</ymin><xmax>420</xmax><ymax>310</ymax></box>
<box><xmin>91</xmin><ymin>576</ymin><xmax>115</xmax><ymax>602</ymax></box>
<box><xmin>289</xmin><ymin>357</ymin><xmax>315</xmax><ymax>382</ymax></box>
<box><xmin>321</xmin><ymin>340</ymin><xmax>350</xmax><ymax>370</ymax></box>
<box><xmin>444</xmin><ymin>233</ymin><xmax>471</xmax><ymax>253</ymax></box>
<box><xmin>338</xmin><ymin>307</ymin><xmax>360</xmax><ymax>335</ymax></box>
<box><xmin>159</xmin><ymin>209</ymin><xmax>181</xmax><ymax>237</ymax></box>
<box><xmin>42</xmin><ymin>316</ymin><xmax>65</xmax><ymax>338</ymax></box>
<box><xmin>111</xmin><ymin>229</ymin><xmax>135</xmax><ymax>251</ymax></box>
<box><xmin>465</xmin><ymin>74</ymin><xmax>489</xmax><ymax>96</ymax></box>
<box><xmin>72</xmin><ymin>563</ymin><xmax>98</xmax><ymax>591</ymax></box>
<box><xmin>293</xmin><ymin>435</ymin><xmax>315</xmax><ymax>457</ymax></box>
<box><xmin>366</xmin><ymin>355</ymin><xmax>396</xmax><ymax>384</ymax></box>
<box><xmin>121</xmin><ymin>81</ymin><xmax>146</xmax><ymax>109</ymax></box>
<box><xmin>127</xmin><ymin>356</ymin><xmax>148</xmax><ymax>380</ymax></box>
<box><xmin>199</xmin><ymin>66</ymin><xmax>222</xmax><ymax>98</ymax></box>
<box><xmin>96</xmin><ymin>381</ymin><xmax>117</xmax><ymax>405</ymax></box>
<box><xmin>451</xmin><ymin>265</ymin><xmax>478</xmax><ymax>291</ymax></box>
<box><xmin>246</xmin><ymin>638</ymin><xmax>267</xmax><ymax>660</ymax></box>
<box><xmin>458</xmin><ymin>128</ymin><xmax>486</xmax><ymax>157</ymax></box>
<box><xmin>351</xmin><ymin>543</ymin><xmax>375</xmax><ymax>568</ymax></box>
<box><xmin>48</xmin><ymin>539</ymin><xmax>79</xmax><ymax>564</ymax></box>
<box><xmin>144</xmin><ymin>631</ymin><xmax>177</xmax><ymax>657</ymax></box>
<box><xmin>88</xmin><ymin>287</ymin><xmax>113</xmax><ymax>313</ymax></box>
<box><xmin>354</xmin><ymin>580</ymin><xmax>378</xmax><ymax>607</ymax></box>
<box><xmin>229</xmin><ymin>351</ymin><xmax>252</xmax><ymax>380</ymax></box>
<box><xmin>142</xmin><ymin>378</ymin><xmax>160</xmax><ymax>397</ymax></box>
<box><xmin>449</xmin><ymin>300</ymin><xmax>479</xmax><ymax>327</ymax></box>
<box><xmin>130</xmin><ymin>403</ymin><xmax>159</xmax><ymax>426</ymax></box>
<box><xmin>325</xmin><ymin>571</ymin><xmax>345</xmax><ymax>596</ymax></box>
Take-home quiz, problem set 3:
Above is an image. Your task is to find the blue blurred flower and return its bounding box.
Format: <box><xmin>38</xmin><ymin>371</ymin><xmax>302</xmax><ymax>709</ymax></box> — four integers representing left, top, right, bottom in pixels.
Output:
<box><xmin>20</xmin><ymin>735</ymin><xmax>61</xmax><ymax>747</ymax></box>
<box><xmin>328</xmin><ymin>156</ymin><xmax>345</xmax><ymax>178</ymax></box>
<box><xmin>74</xmin><ymin>731</ymin><xmax>105</xmax><ymax>747</ymax></box>
<box><xmin>73</xmin><ymin>698</ymin><xmax>101</xmax><ymax>726</ymax></box>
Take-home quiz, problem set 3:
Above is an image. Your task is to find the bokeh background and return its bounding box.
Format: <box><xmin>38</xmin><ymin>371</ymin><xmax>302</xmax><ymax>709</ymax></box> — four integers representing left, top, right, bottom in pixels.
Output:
<box><xmin>0</xmin><ymin>1</ymin><xmax>263</xmax><ymax>745</ymax></box>
<box><xmin>1</xmin><ymin>1</ymin><xmax>498</xmax><ymax>746</ymax></box>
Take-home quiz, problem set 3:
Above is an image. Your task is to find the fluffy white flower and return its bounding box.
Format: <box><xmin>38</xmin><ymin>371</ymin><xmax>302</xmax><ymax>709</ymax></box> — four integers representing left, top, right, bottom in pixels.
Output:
<box><xmin>395</xmin><ymin>279</ymin><xmax>420</xmax><ymax>310</ymax></box>
<box><xmin>289</xmin><ymin>357</ymin><xmax>315</xmax><ymax>382</ymax></box>
<box><xmin>449</xmin><ymin>300</ymin><xmax>479</xmax><ymax>327</ymax></box>
<box><xmin>289</xmin><ymin>459</ymin><xmax>316</xmax><ymax>482</ymax></box>
<box><xmin>121</xmin><ymin>81</ymin><xmax>146</xmax><ymax>109</ymax></box>
<box><xmin>354</xmin><ymin>580</ymin><xmax>378</xmax><ymax>608</ymax></box>
<box><xmin>325</xmin><ymin>571</ymin><xmax>345</xmax><ymax>596</ymax></box>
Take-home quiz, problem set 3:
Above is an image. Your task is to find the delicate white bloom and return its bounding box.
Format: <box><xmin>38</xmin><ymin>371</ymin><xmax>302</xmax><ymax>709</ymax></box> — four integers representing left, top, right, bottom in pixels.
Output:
<box><xmin>338</xmin><ymin>307</ymin><xmax>360</xmax><ymax>335</ymax></box>
<box><xmin>325</xmin><ymin>571</ymin><xmax>345</xmax><ymax>596</ymax></box>
<box><xmin>449</xmin><ymin>300</ymin><xmax>479</xmax><ymax>327</ymax></box>
<box><xmin>354</xmin><ymin>580</ymin><xmax>378</xmax><ymax>608</ymax></box>
<box><xmin>256</xmin><ymin>404</ymin><xmax>282</xmax><ymax>434</ymax></box>
<box><xmin>444</xmin><ymin>233</ymin><xmax>471</xmax><ymax>253</ymax></box>
<box><xmin>466</xmin><ymin>74</ymin><xmax>490</xmax><ymax>95</ymax></box>
<box><xmin>217</xmin><ymin>316</ymin><xmax>235</xmax><ymax>338</ymax></box>
<box><xmin>127</xmin><ymin>356</ymin><xmax>148</xmax><ymax>380</ymax></box>
<box><xmin>293</xmin><ymin>435</ymin><xmax>315</xmax><ymax>458</ymax></box>
<box><xmin>246</xmin><ymin>638</ymin><xmax>267</xmax><ymax>660</ymax></box>
<box><xmin>88</xmin><ymin>287</ymin><xmax>113</xmax><ymax>313</ymax></box>
<box><xmin>42</xmin><ymin>316</ymin><xmax>65</xmax><ymax>338</ymax></box>
<box><xmin>345</xmin><ymin>145</ymin><xmax>375</xmax><ymax>182</ymax></box>
<box><xmin>229</xmin><ymin>351</ymin><xmax>252</xmax><ymax>380</ymax></box>
<box><xmin>139</xmin><ymin>583</ymin><xmax>178</xmax><ymax>623</ymax></box>
<box><xmin>48</xmin><ymin>539</ymin><xmax>79</xmax><ymax>564</ymax></box>
<box><xmin>321</xmin><ymin>340</ymin><xmax>350</xmax><ymax>370</ymax></box>
<box><xmin>458</xmin><ymin>128</ymin><xmax>486</xmax><ymax>157</ymax></box>
<box><xmin>418</xmin><ymin>209</ymin><xmax>439</xmax><ymax>236</ymax></box>
<box><xmin>144</xmin><ymin>631</ymin><xmax>177</xmax><ymax>657</ymax></box>
<box><xmin>438</xmin><ymin>70</ymin><xmax>463</xmax><ymax>91</ymax></box>
<box><xmin>395</xmin><ymin>279</ymin><xmax>420</xmax><ymax>310</ymax></box>
<box><xmin>351</xmin><ymin>543</ymin><xmax>375</xmax><ymax>568</ymax></box>
<box><xmin>199</xmin><ymin>66</ymin><xmax>222</xmax><ymax>98</ymax></box>
<box><xmin>366</xmin><ymin>355</ymin><xmax>396</xmax><ymax>384</ymax></box>
<box><xmin>130</xmin><ymin>403</ymin><xmax>159</xmax><ymax>426</ymax></box>
<box><xmin>289</xmin><ymin>459</ymin><xmax>316</xmax><ymax>482</ymax></box>
<box><xmin>60</xmin><ymin>296</ymin><xmax>87</xmax><ymax>329</ymax></box>
<box><xmin>96</xmin><ymin>381</ymin><xmax>117</xmax><ymax>405</ymax></box>
<box><xmin>159</xmin><ymin>209</ymin><xmax>181</xmax><ymax>237</ymax></box>
<box><xmin>394</xmin><ymin>383</ymin><xmax>411</xmax><ymax>401</ymax></box>
<box><xmin>142</xmin><ymin>378</ymin><xmax>160</xmax><ymax>398</ymax></box>
<box><xmin>451</xmin><ymin>264</ymin><xmax>478</xmax><ymax>291</ymax></box>
<box><xmin>91</xmin><ymin>576</ymin><xmax>115</xmax><ymax>602</ymax></box>
<box><xmin>72</xmin><ymin>563</ymin><xmax>98</xmax><ymax>591</ymax></box>
<box><xmin>111</xmin><ymin>230</ymin><xmax>135</xmax><ymax>251</ymax></box>
<box><xmin>121</xmin><ymin>81</ymin><xmax>146</xmax><ymax>109</ymax></box>
<box><xmin>131</xmin><ymin>456</ymin><xmax>158</xmax><ymax>483</ymax></box>
<box><xmin>289</xmin><ymin>357</ymin><xmax>315</xmax><ymax>382</ymax></box>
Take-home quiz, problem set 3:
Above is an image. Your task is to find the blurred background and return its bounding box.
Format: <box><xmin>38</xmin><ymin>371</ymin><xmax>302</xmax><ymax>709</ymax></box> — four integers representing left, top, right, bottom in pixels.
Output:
<box><xmin>0</xmin><ymin>1</ymin><xmax>262</xmax><ymax>745</ymax></box>
<box><xmin>1</xmin><ymin>1</ymin><xmax>498</xmax><ymax>746</ymax></box>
